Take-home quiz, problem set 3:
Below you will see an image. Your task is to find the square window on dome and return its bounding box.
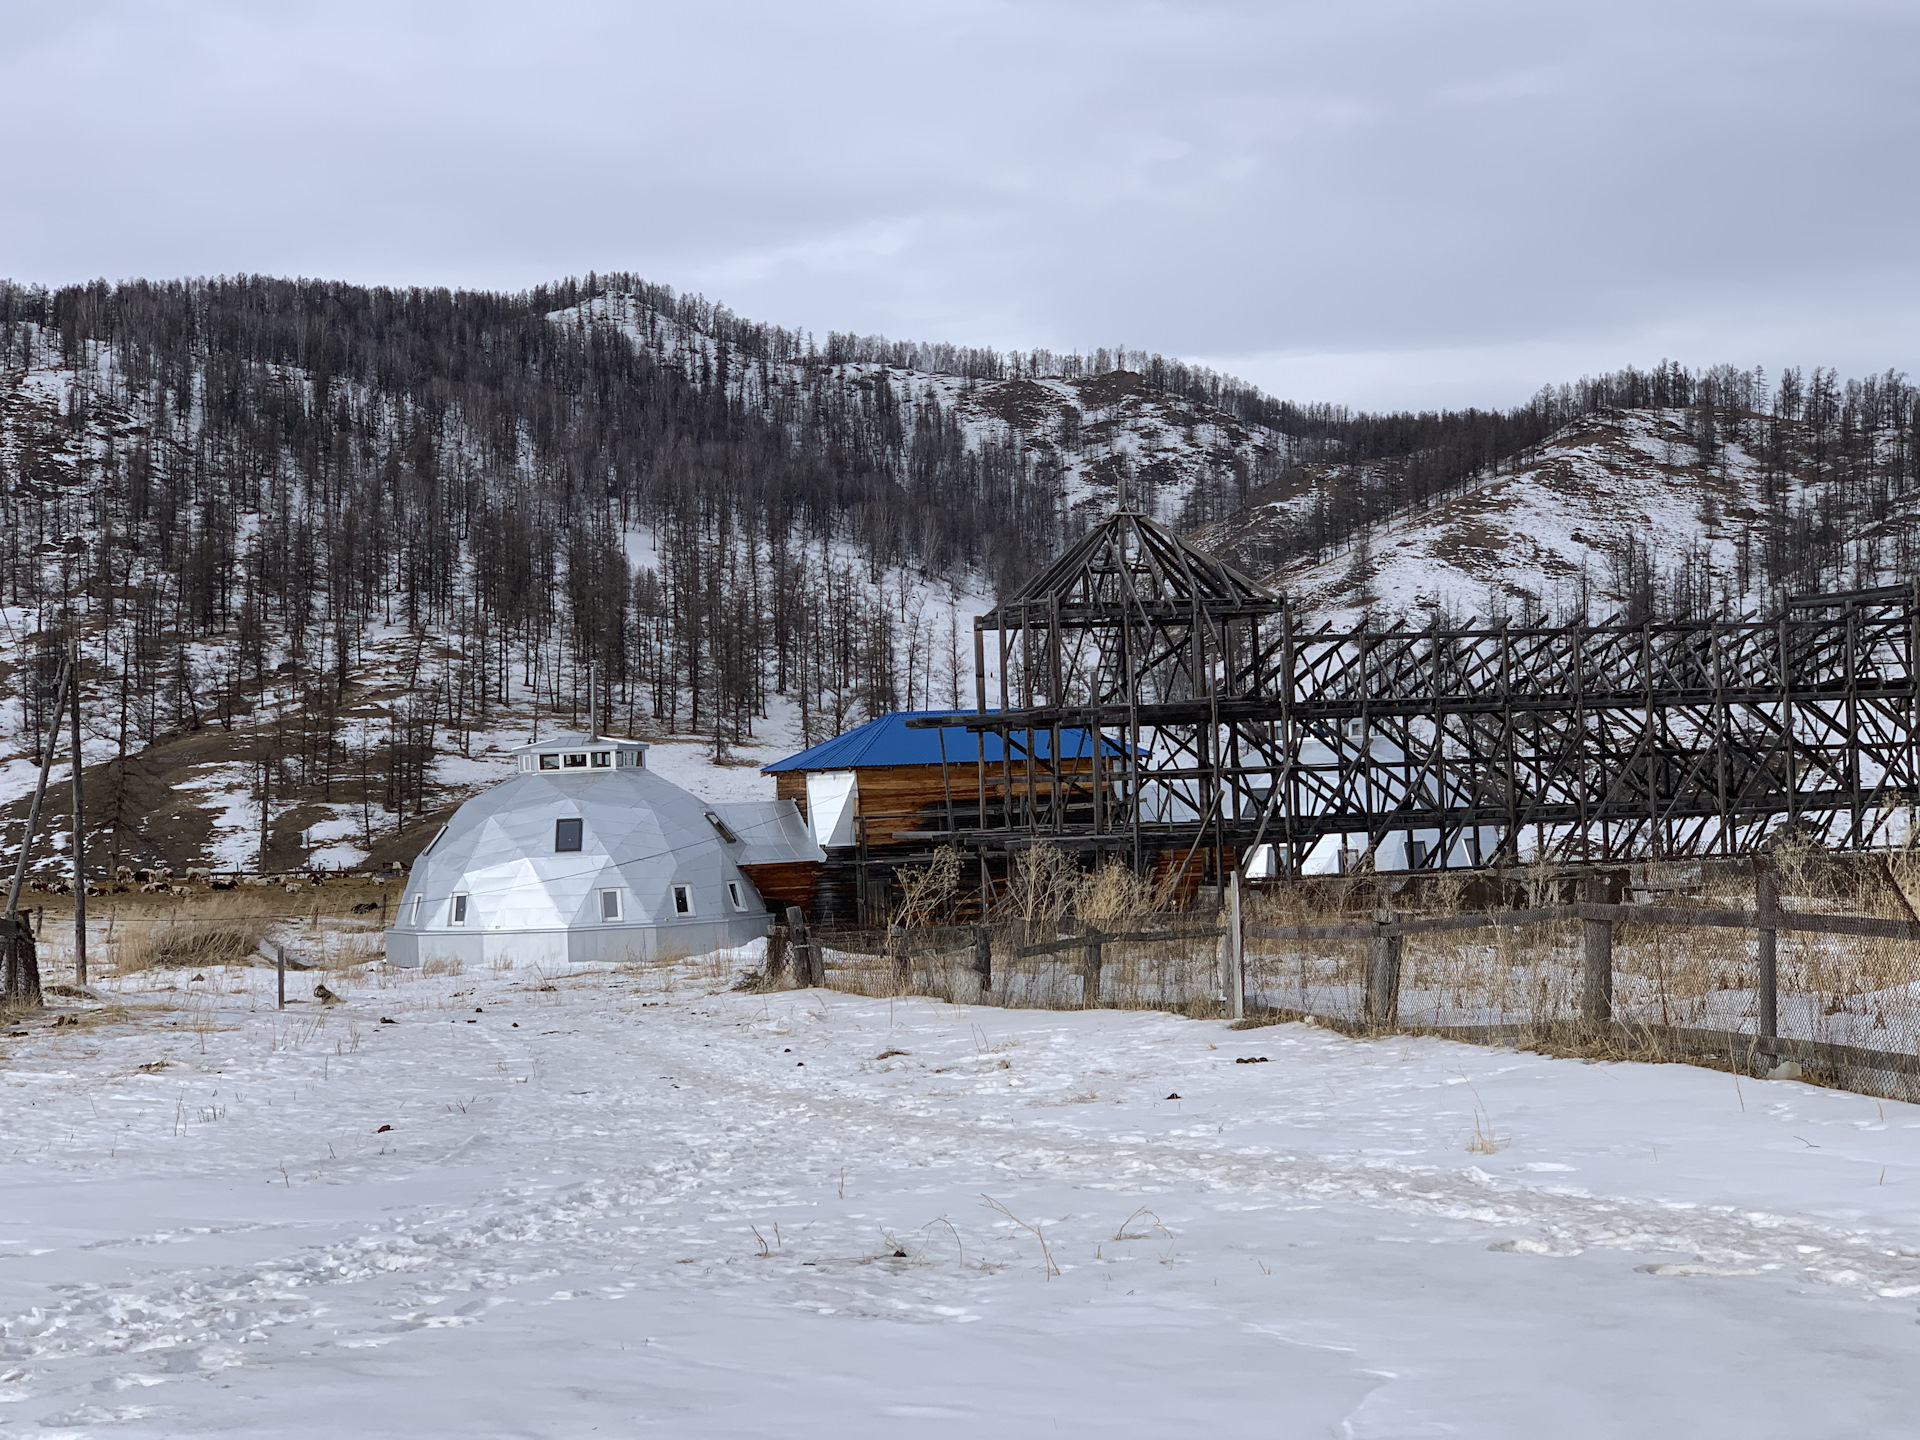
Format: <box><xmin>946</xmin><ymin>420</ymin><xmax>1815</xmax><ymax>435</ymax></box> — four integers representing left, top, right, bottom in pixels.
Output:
<box><xmin>555</xmin><ymin>818</ymin><xmax>583</xmax><ymax>852</ymax></box>
<box><xmin>538</xmin><ymin>754</ymin><xmax>560</xmax><ymax>771</ymax></box>
<box><xmin>563</xmin><ymin>752</ymin><xmax>588</xmax><ymax>769</ymax></box>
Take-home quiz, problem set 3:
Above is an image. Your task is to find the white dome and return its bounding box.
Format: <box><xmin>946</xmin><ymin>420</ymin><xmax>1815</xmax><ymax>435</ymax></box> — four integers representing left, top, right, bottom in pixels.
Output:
<box><xmin>384</xmin><ymin>756</ymin><xmax>771</xmax><ymax>967</ymax></box>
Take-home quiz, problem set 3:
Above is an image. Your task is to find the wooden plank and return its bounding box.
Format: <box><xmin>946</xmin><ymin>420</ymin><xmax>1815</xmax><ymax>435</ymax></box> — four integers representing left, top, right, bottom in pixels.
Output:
<box><xmin>1775</xmin><ymin>911</ymin><xmax>1920</xmax><ymax>941</ymax></box>
<box><xmin>739</xmin><ymin>861</ymin><xmax>819</xmax><ymax>913</ymax></box>
<box><xmin>1757</xmin><ymin>870</ymin><xmax>1778</xmax><ymax>1040</ymax></box>
<box><xmin>1363</xmin><ymin>911</ymin><xmax>1400</xmax><ymax>1029</ymax></box>
<box><xmin>1253</xmin><ymin>903</ymin><xmax>1920</xmax><ymax>942</ymax></box>
<box><xmin>1247</xmin><ymin>923</ymin><xmax>1376</xmax><ymax>942</ymax></box>
<box><xmin>1015</xmin><ymin>925</ymin><xmax>1226</xmax><ymax>959</ymax></box>
<box><xmin>1581</xmin><ymin>878</ymin><xmax>1611</xmax><ymax>1023</ymax></box>
<box><xmin>1390</xmin><ymin>907</ymin><xmax>1573</xmax><ymax>936</ymax></box>
<box><xmin>1229</xmin><ymin>1012</ymin><xmax>1920</xmax><ymax>1083</ymax></box>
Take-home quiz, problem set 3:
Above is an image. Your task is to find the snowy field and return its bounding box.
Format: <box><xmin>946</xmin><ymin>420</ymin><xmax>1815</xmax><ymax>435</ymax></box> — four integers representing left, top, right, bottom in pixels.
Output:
<box><xmin>2</xmin><ymin>950</ymin><xmax>1919</xmax><ymax>1438</ymax></box>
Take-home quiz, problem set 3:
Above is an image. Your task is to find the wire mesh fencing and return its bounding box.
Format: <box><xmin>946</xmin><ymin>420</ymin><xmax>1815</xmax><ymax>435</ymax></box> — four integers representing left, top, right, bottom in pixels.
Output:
<box><xmin>773</xmin><ymin>917</ymin><xmax>1229</xmax><ymax>1012</ymax></box>
<box><xmin>772</xmin><ymin>857</ymin><xmax>1920</xmax><ymax>1102</ymax></box>
<box><xmin>1238</xmin><ymin>868</ymin><xmax>1920</xmax><ymax>1102</ymax></box>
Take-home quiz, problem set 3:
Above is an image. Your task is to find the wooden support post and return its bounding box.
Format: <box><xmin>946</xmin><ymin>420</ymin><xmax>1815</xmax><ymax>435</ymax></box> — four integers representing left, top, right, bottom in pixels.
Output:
<box><xmin>1363</xmin><ymin>909</ymin><xmax>1401</xmax><ymax>1030</ymax></box>
<box><xmin>1756</xmin><ymin>868</ymin><xmax>1778</xmax><ymax>1042</ymax></box>
<box><xmin>1081</xmin><ymin>923</ymin><xmax>1103</xmax><ymax>1009</ymax></box>
<box><xmin>69</xmin><ymin>649</ymin><xmax>86</xmax><ymax>988</ymax></box>
<box><xmin>1581</xmin><ymin>876</ymin><xmax>1612</xmax><ymax>1023</ymax></box>
<box><xmin>766</xmin><ymin>924</ymin><xmax>789</xmax><ymax>981</ymax></box>
<box><xmin>6</xmin><ymin>656</ymin><xmax>72</xmax><ymax>1005</ymax></box>
<box><xmin>1227</xmin><ymin>867</ymin><xmax>1245</xmax><ymax>1020</ymax></box>
<box><xmin>889</xmin><ymin>923</ymin><xmax>911</xmax><ymax>985</ymax></box>
<box><xmin>972</xmin><ymin>924</ymin><xmax>992</xmax><ymax>993</ymax></box>
<box><xmin>0</xmin><ymin>916</ymin><xmax>24</xmax><ymax>1007</ymax></box>
<box><xmin>786</xmin><ymin>906</ymin><xmax>822</xmax><ymax>988</ymax></box>
<box><xmin>786</xmin><ymin>906</ymin><xmax>808</xmax><ymax>987</ymax></box>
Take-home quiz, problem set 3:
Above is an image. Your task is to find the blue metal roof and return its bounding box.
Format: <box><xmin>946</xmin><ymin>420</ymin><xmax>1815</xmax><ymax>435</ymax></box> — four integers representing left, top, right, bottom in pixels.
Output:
<box><xmin>763</xmin><ymin>711</ymin><xmax>1119</xmax><ymax>773</ymax></box>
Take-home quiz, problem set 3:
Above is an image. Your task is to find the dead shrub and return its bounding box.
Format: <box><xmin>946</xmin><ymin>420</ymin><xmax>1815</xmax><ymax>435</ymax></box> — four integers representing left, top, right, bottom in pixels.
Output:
<box><xmin>318</xmin><ymin>931</ymin><xmax>383</xmax><ymax>971</ymax></box>
<box><xmin>1002</xmin><ymin>843</ymin><xmax>1085</xmax><ymax>926</ymax></box>
<box><xmin>894</xmin><ymin>845</ymin><xmax>964</xmax><ymax>929</ymax></box>
<box><xmin>1079</xmin><ymin>861</ymin><xmax>1154</xmax><ymax>929</ymax></box>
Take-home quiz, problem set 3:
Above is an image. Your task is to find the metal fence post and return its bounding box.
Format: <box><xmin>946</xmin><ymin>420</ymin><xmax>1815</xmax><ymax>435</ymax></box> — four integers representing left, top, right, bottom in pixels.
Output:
<box><xmin>276</xmin><ymin>942</ymin><xmax>286</xmax><ymax>1010</ymax></box>
<box><xmin>1756</xmin><ymin>868</ymin><xmax>1778</xmax><ymax>1042</ymax></box>
<box><xmin>1364</xmin><ymin>909</ymin><xmax>1400</xmax><ymax>1030</ymax></box>
<box><xmin>1581</xmin><ymin>877</ymin><xmax>1613</xmax><ymax>1023</ymax></box>
<box><xmin>972</xmin><ymin>924</ymin><xmax>992</xmax><ymax>993</ymax></box>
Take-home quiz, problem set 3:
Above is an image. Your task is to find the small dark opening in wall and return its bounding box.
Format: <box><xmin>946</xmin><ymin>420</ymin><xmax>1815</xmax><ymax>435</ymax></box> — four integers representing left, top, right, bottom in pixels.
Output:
<box><xmin>555</xmin><ymin>818</ymin><xmax>583</xmax><ymax>852</ymax></box>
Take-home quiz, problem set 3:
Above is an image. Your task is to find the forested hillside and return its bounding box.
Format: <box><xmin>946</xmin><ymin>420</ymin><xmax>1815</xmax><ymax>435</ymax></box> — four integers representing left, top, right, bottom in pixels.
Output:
<box><xmin>0</xmin><ymin>273</ymin><xmax>1912</xmax><ymax>873</ymax></box>
<box><xmin>1201</xmin><ymin>364</ymin><xmax>1920</xmax><ymax>625</ymax></box>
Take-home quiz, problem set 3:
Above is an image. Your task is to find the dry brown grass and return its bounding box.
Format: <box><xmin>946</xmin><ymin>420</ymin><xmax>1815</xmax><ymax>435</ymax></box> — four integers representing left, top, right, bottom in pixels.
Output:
<box><xmin>315</xmin><ymin>931</ymin><xmax>383</xmax><ymax>971</ymax></box>
<box><xmin>113</xmin><ymin>917</ymin><xmax>268</xmax><ymax>974</ymax></box>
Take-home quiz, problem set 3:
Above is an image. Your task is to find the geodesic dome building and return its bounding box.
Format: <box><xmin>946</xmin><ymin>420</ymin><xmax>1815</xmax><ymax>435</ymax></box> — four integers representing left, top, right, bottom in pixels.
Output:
<box><xmin>383</xmin><ymin>733</ymin><xmax>819</xmax><ymax>968</ymax></box>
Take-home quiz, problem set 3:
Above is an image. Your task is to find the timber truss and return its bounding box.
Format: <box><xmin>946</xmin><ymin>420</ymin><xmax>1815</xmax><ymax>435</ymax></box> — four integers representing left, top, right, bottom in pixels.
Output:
<box><xmin>939</xmin><ymin>509</ymin><xmax>1920</xmax><ymax>875</ymax></box>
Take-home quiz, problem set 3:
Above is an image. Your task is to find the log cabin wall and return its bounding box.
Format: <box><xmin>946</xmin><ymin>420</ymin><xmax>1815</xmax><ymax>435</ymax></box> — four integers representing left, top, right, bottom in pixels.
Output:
<box><xmin>779</xmin><ymin>761</ymin><xmax>1101</xmax><ymax>835</ymax></box>
<box><xmin>765</xmin><ymin>711</ymin><xmax>1115</xmax><ymax>925</ymax></box>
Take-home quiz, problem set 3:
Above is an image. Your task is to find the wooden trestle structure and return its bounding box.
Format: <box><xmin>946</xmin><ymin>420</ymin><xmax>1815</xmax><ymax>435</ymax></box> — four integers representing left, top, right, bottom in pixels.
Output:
<box><xmin>923</xmin><ymin>509</ymin><xmax>1920</xmax><ymax>883</ymax></box>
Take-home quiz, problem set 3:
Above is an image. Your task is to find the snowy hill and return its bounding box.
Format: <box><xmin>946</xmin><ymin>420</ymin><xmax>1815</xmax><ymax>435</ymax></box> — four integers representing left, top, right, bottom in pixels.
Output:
<box><xmin>0</xmin><ymin>275</ymin><xmax>1911</xmax><ymax>873</ymax></box>
<box><xmin>1200</xmin><ymin>400</ymin><xmax>1920</xmax><ymax>628</ymax></box>
<box><xmin>557</xmin><ymin>289</ymin><xmax>1291</xmax><ymax>529</ymax></box>
<box><xmin>0</xmin><ymin>276</ymin><xmax>1302</xmax><ymax>875</ymax></box>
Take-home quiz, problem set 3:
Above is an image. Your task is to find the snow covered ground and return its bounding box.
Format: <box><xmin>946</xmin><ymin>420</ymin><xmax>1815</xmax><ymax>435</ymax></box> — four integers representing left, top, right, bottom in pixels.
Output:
<box><xmin>2</xmin><ymin>948</ymin><xmax>1918</xmax><ymax>1437</ymax></box>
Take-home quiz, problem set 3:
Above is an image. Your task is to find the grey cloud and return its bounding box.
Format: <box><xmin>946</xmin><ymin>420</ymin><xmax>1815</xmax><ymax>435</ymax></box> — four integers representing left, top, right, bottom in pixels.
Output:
<box><xmin>0</xmin><ymin>0</ymin><xmax>1912</xmax><ymax>407</ymax></box>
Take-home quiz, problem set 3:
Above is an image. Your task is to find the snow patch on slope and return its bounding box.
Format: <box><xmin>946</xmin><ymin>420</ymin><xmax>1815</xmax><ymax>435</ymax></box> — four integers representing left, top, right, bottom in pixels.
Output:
<box><xmin>1256</xmin><ymin>410</ymin><xmax>1784</xmax><ymax>627</ymax></box>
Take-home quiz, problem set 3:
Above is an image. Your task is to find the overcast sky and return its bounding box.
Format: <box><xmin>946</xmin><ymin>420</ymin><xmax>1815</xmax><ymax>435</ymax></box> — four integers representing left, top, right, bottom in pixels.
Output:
<box><xmin>2</xmin><ymin>1</ymin><xmax>1914</xmax><ymax>410</ymax></box>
